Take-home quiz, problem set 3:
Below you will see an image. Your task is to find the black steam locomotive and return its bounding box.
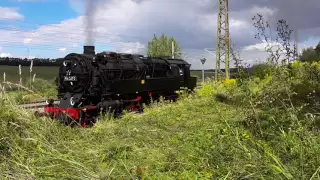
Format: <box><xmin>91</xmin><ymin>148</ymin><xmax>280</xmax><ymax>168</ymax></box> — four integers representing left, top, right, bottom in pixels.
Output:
<box><xmin>43</xmin><ymin>46</ymin><xmax>197</xmax><ymax>127</ymax></box>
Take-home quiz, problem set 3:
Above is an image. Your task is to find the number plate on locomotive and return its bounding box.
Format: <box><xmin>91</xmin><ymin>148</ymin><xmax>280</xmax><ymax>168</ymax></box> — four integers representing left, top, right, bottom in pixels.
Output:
<box><xmin>64</xmin><ymin>76</ymin><xmax>77</xmax><ymax>81</ymax></box>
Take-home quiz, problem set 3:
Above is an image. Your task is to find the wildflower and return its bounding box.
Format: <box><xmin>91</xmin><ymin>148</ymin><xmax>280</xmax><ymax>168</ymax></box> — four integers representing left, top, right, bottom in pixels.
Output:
<box><xmin>30</xmin><ymin>60</ymin><xmax>33</xmax><ymax>73</ymax></box>
<box><xmin>18</xmin><ymin>64</ymin><xmax>21</xmax><ymax>76</ymax></box>
<box><xmin>223</xmin><ymin>78</ymin><xmax>237</xmax><ymax>90</ymax></box>
<box><xmin>33</xmin><ymin>74</ymin><xmax>36</xmax><ymax>82</ymax></box>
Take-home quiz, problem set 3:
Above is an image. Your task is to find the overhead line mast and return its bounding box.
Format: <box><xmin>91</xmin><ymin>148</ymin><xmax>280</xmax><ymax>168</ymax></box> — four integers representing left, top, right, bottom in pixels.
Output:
<box><xmin>216</xmin><ymin>0</ymin><xmax>230</xmax><ymax>80</ymax></box>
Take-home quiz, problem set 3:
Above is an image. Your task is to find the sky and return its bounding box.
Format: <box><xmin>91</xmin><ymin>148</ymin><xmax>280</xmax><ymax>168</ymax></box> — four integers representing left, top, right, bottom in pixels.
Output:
<box><xmin>0</xmin><ymin>0</ymin><xmax>320</xmax><ymax>70</ymax></box>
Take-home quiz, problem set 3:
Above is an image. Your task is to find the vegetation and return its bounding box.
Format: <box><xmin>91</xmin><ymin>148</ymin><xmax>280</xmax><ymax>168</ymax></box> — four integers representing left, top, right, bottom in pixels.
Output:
<box><xmin>3</xmin><ymin>78</ymin><xmax>57</xmax><ymax>104</ymax></box>
<box><xmin>0</xmin><ymin>60</ymin><xmax>319</xmax><ymax>179</ymax></box>
<box><xmin>0</xmin><ymin>57</ymin><xmax>64</xmax><ymax>67</ymax></box>
<box><xmin>147</xmin><ymin>33</ymin><xmax>182</xmax><ymax>58</ymax></box>
<box><xmin>299</xmin><ymin>42</ymin><xmax>320</xmax><ymax>62</ymax></box>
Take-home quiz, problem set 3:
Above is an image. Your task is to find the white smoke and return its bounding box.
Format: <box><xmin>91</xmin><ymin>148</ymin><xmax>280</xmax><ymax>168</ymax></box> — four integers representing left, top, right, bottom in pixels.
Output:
<box><xmin>84</xmin><ymin>0</ymin><xmax>97</xmax><ymax>46</ymax></box>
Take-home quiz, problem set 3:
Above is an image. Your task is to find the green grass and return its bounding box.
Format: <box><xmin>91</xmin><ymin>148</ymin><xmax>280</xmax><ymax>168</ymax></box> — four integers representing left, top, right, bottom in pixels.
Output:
<box><xmin>190</xmin><ymin>71</ymin><xmax>215</xmax><ymax>80</ymax></box>
<box><xmin>0</xmin><ymin>62</ymin><xmax>320</xmax><ymax>179</ymax></box>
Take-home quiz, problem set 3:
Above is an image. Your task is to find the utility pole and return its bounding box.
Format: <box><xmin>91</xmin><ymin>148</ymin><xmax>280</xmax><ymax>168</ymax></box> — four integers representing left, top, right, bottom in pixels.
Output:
<box><xmin>172</xmin><ymin>41</ymin><xmax>175</xmax><ymax>59</ymax></box>
<box><xmin>200</xmin><ymin>58</ymin><xmax>206</xmax><ymax>82</ymax></box>
<box><xmin>216</xmin><ymin>0</ymin><xmax>230</xmax><ymax>80</ymax></box>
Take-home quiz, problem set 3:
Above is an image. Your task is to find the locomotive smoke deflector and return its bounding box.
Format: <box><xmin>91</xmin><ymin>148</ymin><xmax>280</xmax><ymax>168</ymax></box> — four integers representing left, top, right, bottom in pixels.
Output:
<box><xmin>83</xmin><ymin>45</ymin><xmax>95</xmax><ymax>55</ymax></box>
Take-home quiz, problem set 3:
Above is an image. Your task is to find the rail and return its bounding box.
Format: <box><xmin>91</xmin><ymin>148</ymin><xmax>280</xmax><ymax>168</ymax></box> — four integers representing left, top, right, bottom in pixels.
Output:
<box><xmin>17</xmin><ymin>84</ymin><xmax>203</xmax><ymax>110</ymax></box>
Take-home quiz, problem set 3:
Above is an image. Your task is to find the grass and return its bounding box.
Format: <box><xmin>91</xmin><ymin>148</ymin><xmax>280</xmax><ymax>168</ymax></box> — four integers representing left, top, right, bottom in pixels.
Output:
<box><xmin>0</xmin><ymin>61</ymin><xmax>320</xmax><ymax>179</ymax></box>
<box><xmin>189</xmin><ymin>71</ymin><xmax>215</xmax><ymax>80</ymax></box>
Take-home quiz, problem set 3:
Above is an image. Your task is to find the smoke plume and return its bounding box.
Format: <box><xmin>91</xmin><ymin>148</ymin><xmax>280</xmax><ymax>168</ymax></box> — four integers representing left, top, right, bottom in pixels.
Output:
<box><xmin>84</xmin><ymin>0</ymin><xmax>97</xmax><ymax>46</ymax></box>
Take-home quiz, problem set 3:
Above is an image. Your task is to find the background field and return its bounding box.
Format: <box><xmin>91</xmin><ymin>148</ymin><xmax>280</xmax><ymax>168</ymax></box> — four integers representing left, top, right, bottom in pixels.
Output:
<box><xmin>0</xmin><ymin>65</ymin><xmax>215</xmax><ymax>83</ymax></box>
<box><xmin>0</xmin><ymin>65</ymin><xmax>58</xmax><ymax>82</ymax></box>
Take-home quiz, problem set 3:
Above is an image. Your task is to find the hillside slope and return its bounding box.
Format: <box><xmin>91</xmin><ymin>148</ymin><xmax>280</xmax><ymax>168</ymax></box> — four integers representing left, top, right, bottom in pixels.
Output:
<box><xmin>1</xmin><ymin>62</ymin><xmax>320</xmax><ymax>179</ymax></box>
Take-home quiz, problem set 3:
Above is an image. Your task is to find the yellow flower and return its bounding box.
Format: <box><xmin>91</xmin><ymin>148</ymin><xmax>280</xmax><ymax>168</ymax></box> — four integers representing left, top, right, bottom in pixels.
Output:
<box><xmin>311</xmin><ymin>61</ymin><xmax>320</xmax><ymax>71</ymax></box>
<box><xmin>223</xmin><ymin>78</ymin><xmax>237</xmax><ymax>90</ymax></box>
<box><xmin>291</xmin><ymin>60</ymin><xmax>303</xmax><ymax>69</ymax></box>
<box><xmin>198</xmin><ymin>83</ymin><xmax>217</xmax><ymax>97</ymax></box>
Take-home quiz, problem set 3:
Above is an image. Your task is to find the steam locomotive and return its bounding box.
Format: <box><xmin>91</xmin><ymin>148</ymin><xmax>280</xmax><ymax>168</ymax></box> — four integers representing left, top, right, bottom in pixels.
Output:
<box><xmin>42</xmin><ymin>46</ymin><xmax>197</xmax><ymax>127</ymax></box>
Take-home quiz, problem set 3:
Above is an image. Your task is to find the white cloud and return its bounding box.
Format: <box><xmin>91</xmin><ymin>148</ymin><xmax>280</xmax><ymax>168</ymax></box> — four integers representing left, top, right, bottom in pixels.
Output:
<box><xmin>0</xmin><ymin>7</ymin><xmax>24</xmax><ymax>21</ymax></box>
<box><xmin>18</xmin><ymin>55</ymin><xmax>36</xmax><ymax>59</ymax></box>
<box><xmin>0</xmin><ymin>53</ymin><xmax>12</xmax><ymax>57</ymax></box>
<box><xmin>57</xmin><ymin>47</ymin><xmax>67</xmax><ymax>52</ymax></box>
<box><xmin>23</xmin><ymin>38</ymin><xmax>32</xmax><ymax>44</ymax></box>
<box><xmin>0</xmin><ymin>0</ymin><xmax>255</xmax><ymax>56</ymax></box>
<box><xmin>71</xmin><ymin>43</ymin><xmax>79</xmax><ymax>48</ymax></box>
<box><xmin>243</xmin><ymin>41</ymin><xmax>283</xmax><ymax>52</ymax></box>
<box><xmin>248</xmin><ymin>6</ymin><xmax>277</xmax><ymax>18</ymax></box>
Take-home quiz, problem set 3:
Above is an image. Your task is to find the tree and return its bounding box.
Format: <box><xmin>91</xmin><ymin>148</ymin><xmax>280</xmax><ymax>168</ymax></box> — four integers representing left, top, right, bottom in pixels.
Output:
<box><xmin>147</xmin><ymin>33</ymin><xmax>182</xmax><ymax>58</ymax></box>
<box><xmin>299</xmin><ymin>43</ymin><xmax>320</xmax><ymax>62</ymax></box>
<box><xmin>315</xmin><ymin>42</ymin><xmax>320</xmax><ymax>56</ymax></box>
<box><xmin>229</xmin><ymin>40</ymin><xmax>243</xmax><ymax>71</ymax></box>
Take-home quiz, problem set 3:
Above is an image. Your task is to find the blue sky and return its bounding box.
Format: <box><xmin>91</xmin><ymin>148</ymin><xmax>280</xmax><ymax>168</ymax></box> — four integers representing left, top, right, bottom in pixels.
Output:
<box><xmin>0</xmin><ymin>0</ymin><xmax>77</xmax><ymax>58</ymax></box>
<box><xmin>0</xmin><ymin>0</ymin><xmax>115</xmax><ymax>59</ymax></box>
<box><xmin>2</xmin><ymin>0</ymin><xmax>77</xmax><ymax>25</ymax></box>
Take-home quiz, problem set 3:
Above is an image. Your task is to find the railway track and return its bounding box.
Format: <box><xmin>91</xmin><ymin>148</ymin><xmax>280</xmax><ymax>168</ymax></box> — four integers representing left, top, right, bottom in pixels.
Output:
<box><xmin>17</xmin><ymin>100</ymin><xmax>60</xmax><ymax>113</ymax></box>
<box><xmin>17</xmin><ymin>85</ymin><xmax>203</xmax><ymax>113</ymax></box>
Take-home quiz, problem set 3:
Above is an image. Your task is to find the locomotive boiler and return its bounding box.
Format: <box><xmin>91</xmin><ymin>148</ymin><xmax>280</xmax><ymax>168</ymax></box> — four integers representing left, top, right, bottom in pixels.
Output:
<box><xmin>43</xmin><ymin>46</ymin><xmax>197</xmax><ymax>127</ymax></box>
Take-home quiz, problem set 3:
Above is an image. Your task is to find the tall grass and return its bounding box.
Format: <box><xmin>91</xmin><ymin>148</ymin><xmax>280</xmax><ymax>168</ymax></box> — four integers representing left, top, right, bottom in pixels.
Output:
<box><xmin>0</xmin><ymin>61</ymin><xmax>319</xmax><ymax>179</ymax></box>
<box><xmin>1</xmin><ymin>63</ymin><xmax>57</xmax><ymax>104</ymax></box>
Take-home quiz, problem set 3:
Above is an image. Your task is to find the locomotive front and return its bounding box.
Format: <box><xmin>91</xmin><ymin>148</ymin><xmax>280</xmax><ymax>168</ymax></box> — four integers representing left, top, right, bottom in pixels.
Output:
<box><xmin>44</xmin><ymin>46</ymin><xmax>98</xmax><ymax>126</ymax></box>
<box><xmin>57</xmin><ymin>46</ymin><xmax>96</xmax><ymax>106</ymax></box>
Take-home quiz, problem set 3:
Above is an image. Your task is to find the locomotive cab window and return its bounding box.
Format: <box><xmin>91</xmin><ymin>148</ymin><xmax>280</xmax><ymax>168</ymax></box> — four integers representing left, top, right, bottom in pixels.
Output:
<box><xmin>179</xmin><ymin>67</ymin><xmax>184</xmax><ymax>76</ymax></box>
<box><xmin>170</xmin><ymin>65</ymin><xmax>180</xmax><ymax>76</ymax></box>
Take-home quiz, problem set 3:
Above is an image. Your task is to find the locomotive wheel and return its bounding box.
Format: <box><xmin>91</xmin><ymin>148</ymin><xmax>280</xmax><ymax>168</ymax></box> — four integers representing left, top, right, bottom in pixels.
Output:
<box><xmin>54</xmin><ymin>113</ymin><xmax>78</xmax><ymax>127</ymax></box>
<box><xmin>78</xmin><ymin>110</ymin><xmax>96</xmax><ymax>128</ymax></box>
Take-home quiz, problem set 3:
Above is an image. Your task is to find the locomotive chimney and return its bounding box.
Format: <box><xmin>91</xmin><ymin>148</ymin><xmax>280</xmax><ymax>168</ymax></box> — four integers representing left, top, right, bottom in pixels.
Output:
<box><xmin>83</xmin><ymin>45</ymin><xmax>95</xmax><ymax>55</ymax></box>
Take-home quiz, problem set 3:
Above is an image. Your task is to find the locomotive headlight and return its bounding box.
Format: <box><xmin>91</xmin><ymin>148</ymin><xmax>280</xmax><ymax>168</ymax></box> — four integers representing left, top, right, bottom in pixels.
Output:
<box><xmin>63</xmin><ymin>60</ymin><xmax>72</xmax><ymax>67</ymax></box>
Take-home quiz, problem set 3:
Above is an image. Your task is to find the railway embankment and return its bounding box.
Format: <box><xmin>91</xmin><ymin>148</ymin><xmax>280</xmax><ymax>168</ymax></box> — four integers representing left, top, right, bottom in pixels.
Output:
<box><xmin>0</xmin><ymin>61</ymin><xmax>320</xmax><ymax>179</ymax></box>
